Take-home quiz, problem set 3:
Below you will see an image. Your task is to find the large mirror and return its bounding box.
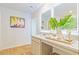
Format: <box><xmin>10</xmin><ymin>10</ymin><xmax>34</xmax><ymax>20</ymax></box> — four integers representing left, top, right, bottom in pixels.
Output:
<box><xmin>54</xmin><ymin>3</ymin><xmax>77</xmax><ymax>31</ymax></box>
<box><xmin>41</xmin><ymin>3</ymin><xmax>77</xmax><ymax>33</ymax></box>
<box><xmin>41</xmin><ymin>9</ymin><xmax>51</xmax><ymax>30</ymax></box>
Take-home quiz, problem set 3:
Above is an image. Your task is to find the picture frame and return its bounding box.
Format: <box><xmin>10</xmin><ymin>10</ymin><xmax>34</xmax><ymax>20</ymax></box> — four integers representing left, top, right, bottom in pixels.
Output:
<box><xmin>10</xmin><ymin>16</ymin><xmax>25</xmax><ymax>28</ymax></box>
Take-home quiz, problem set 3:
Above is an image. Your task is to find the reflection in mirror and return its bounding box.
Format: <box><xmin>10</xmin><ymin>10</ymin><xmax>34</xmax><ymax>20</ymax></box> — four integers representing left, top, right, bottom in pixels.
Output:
<box><xmin>54</xmin><ymin>3</ymin><xmax>77</xmax><ymax>31</ymax></box>
<box><xmin>41</xmin><ymin>3</ymin><xmax>77</xmax><ymax>34</ymax></box>
<box><xmin>41</xmin><ymin>9</ymin><xmax>51</xmax><ymax>30</ymax></box>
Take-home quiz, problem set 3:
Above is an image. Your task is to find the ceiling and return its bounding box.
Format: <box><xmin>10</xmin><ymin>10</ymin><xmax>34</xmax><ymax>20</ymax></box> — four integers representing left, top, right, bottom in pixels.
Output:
<box><xmin>0</xmin><ymin>3</ymin><xmax>42</xmax><ymax>13</ymax></box>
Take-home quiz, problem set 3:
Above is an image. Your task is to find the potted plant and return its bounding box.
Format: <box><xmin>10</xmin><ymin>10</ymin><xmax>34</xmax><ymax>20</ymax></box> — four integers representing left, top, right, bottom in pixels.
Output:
<box><xmin>48</xmin><ymin>17</ymin><xmax>64</xmax><ymax>40</ymax></box>
<box><xmin>60</xmin><ymin>15</ymin><xmax>77</xmax><ymax>42</ymax></box>
<box><xmin>48</xmin><ymin>14</ymin><xmax>76</xmax><ymax>42</ymax></box>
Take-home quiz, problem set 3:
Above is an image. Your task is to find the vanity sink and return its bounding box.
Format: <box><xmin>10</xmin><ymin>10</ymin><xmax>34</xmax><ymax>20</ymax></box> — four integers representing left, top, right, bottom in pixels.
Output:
<box><xmin>32</xmin><ymin>34</ymin><xmax>79</xmax><ymax>54</ymax></box>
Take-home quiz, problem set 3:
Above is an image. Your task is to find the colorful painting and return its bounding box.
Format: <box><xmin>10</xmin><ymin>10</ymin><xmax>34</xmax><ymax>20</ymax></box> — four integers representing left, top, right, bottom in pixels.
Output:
<box><xmin>10</xmin><ymin>16</ymin><xmax>25</xmax><ymax>28</ymax></box>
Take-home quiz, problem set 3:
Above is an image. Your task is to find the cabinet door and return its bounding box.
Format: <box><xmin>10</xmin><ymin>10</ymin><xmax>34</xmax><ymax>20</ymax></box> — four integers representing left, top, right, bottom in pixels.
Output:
<box><xmin>32</xmin><ymin>38</ymin><xmax>41</xmax><ymax>55</ymax></box>
<box><xmin>41</xmin><ymin>42</ymin><xmax>53</xmax><ymax>55</ymax></box>
<box><xmin>32</xmin><ymin>37</ymin><xmax>53</xmax><ymax>55</ymax></box>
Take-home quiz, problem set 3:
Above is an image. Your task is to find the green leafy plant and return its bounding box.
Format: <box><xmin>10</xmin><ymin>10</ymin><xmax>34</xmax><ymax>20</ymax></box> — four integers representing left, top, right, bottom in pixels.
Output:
<box><xmin>48</xmin><ymin>15</ymin><xmax>77</xmax><ymax>41</ymax></box>
<box><xmin>60</xmin><ymin>15</ymin><xmax>77</xmax><ymax>41</ymax></box>
<box><xmin>48</xmin><ymin>15</ymin><xmax>77</xmax><ymax>31</ymax></box>
<box><xmin>59</xmin><ymin>15</ymin><xmax>77</xmax><ymax>31</ymax></box>
<box><xmin>48</xmin><ymin>17</ymin><xmax>58</xmax><ymax>30</ymax></box>
<box><xmin>58</xmin><ymin>15</ymin><xmax>72</xmax><ymax>27</ymax></box>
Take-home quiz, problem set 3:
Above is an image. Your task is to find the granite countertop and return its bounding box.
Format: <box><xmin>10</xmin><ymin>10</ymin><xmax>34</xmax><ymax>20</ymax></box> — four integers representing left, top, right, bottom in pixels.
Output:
<box><xmin>32</xmin><ymin>34</ymin><xmax>79</xmax><ymax>53</ymax></box>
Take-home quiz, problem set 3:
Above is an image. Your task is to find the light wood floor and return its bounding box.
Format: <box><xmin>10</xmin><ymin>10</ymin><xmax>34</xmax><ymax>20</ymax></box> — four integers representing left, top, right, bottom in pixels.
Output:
<box><xmin>0</xmin><ymin>44</ymin><xmax>32</xmax><ymax>55</ymax></box>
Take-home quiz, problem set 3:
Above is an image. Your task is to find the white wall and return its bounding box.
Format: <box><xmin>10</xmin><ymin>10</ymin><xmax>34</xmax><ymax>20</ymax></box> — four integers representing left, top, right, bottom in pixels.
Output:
<box><xmin>32</xmin><ymin>18</ymin><xmax>37</xmax><ymax>35</ymax></box>
<box><xmin>32</xmin><ymin>9</ymin><xmax>41</xmax><ymax>34</ymax></box>
<box><xmin>0</xmin><ymin>7</ymin><xmax>31</xmax><ymax>50</ymax></box>
<box><xmin>78</xmin><ymin>4</ymin><xmax>79</xmax><ymax>32</ymax></box>
<box><xmin>0</xmin><ymin>8</ymin><xmax>2</xmax><ymax>49</ymax></box>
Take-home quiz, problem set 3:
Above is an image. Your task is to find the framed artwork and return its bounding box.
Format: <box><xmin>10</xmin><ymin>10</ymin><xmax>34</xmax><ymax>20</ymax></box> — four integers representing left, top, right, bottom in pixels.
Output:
<box><xmin>10</xmin><ymin>16</ymin><xmax>25</xmax><ymax>28</ymax></box>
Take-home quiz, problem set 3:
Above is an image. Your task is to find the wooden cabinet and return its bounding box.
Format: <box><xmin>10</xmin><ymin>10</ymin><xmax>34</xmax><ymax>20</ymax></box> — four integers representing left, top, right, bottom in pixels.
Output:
<box><xmin>32</xmin><ymin>37</ymin><xmax>42</xmax><ymax>55</ymax></box>
<box><xmin>32</xmin><ymin>37</ymin><xmax>53</xmax><ymax>55</ymax></box>
<box><xmin>32</xmin><ymin>36</ymin><xmax>79</xmax><ymax>55</ymax></box>
<box><xmin>41</xmin><ymin>42</ymin><xmax>53</xmax><ymax>55</ymax></box>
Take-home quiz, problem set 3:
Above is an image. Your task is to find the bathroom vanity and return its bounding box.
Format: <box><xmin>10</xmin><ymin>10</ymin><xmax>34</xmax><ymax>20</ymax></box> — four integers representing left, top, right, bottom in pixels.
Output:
<box><xmin>32</xmin><ymin>34</ymin><xmax>79</xmax><ymax>55</ymax></box>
